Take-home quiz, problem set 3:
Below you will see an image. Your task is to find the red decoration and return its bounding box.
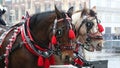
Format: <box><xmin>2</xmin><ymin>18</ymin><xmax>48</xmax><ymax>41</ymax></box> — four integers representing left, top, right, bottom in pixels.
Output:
<box><xmin>44</xmin><ymin>58</ymin><xmax>50</xmax><ymax>68</ymax></box>
<box><xmin>22</xmin><ymin>16</ymin><xmax>25</xmax><ymax>19</ymax></box>
<box><xmin>69</xmin><ymin>29</ymin><xmax>75</xmax><ymax>39</ymax></box>
<box><xmin>74</xmin><ymin>58</ymin><xmax>84</xmax><ymax>66</ymax></box>
<box><xmin>51</xmin><ymin>35</ymin><xmax>57</xmax><ymax>45</ymax></box>
<box><xmin>98</xmin><ymin>23</ymin><xmax>104</xmax><ymax>32</ymax></box>
<box><xmin>49</xmin><ymin>55</ymin><xmax>55</xmax><ymax>65</ymax></box>
<box><xmin>38</xmin><ymin>56</ymin><xmax>44</xmax><ymax>67</ymax></box>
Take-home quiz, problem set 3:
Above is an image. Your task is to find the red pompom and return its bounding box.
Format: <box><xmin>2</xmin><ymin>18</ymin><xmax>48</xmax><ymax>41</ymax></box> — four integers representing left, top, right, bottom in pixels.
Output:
<box><xmin>51</xmin><ymin>35</ymin><xmax>57</xmax><ymax>45</ymax></box>
<box><xmin>49</xmin><ymin>55</ymin><xmax>55</xmax><ymax>65</ymax></box>
<box><xmin>74</xmin><ymin>58</ymin><xmax>84</xmax><ymax>66</ymax></box>
<box><xmin>44</xmin><ymin>58</ymin><xmax>50</xmax><ymax>68</ymax></box>
<box><xmin>38</xmin><ymin>56</ymin><xmax>44</xmax><ymax>67</ymax></box>
<box><xmin>98</xmin><ymin>23</ymin><xmax>104</xmax><ymax>32</ymax></box>
<box><xmin>22</xmin><ymin>16</ymin><xmax>25</xmax><ymax>19</ymax></box>
<box><xmin>69</xmin><ymin>29</ymin><xmax>75</xmax><ymax>39</ymax></box>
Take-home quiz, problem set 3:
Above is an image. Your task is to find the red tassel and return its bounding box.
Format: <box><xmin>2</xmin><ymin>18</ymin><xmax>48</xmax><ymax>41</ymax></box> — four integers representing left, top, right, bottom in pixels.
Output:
<box><xmin>98</xmin><ymin>23</ymin><xmax>104</xmax><ymax>32</ymax></box>
<box><xmin>69</xmin><ymin>29</ymin><xmax>75</xmax><ymax>39</ymax></box>
<box><xmin>38</xmin><ymin>56</ymin><xmax>44</xmax><ymax>67</ymax></box>
<box><xmin>0</xmin><ymin>45</ymin><xmax>2</xmax><ymax>48</ymax></box>
<box><xmin>74</xmin><ymin>58</ymin><xmax>84</xmax><ymax>66</ymax></box>
<box><xmin>49</xmin><ymin>55</ymin><xmax>55</xmax><ymax>65</ymax></box>
<box><xmin>51</xmin><ymin>35</ymin><xmax>57</xmax><ymax>45</ymax></box>
<box><xmin>44</xmin><ymin>58</ymin><xmax>50</xmax><ymax>68</ymax></box>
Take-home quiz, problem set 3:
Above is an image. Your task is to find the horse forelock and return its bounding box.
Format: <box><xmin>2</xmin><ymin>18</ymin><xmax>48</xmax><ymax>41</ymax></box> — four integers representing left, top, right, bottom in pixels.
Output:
<box><xmin>89</xmin><ymin>9</ymin><xmax>97</xmax><ymax>17</ymax></box>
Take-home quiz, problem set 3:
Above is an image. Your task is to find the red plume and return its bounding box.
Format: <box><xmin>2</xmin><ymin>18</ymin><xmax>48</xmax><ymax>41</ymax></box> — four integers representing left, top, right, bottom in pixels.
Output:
<box><xmin>51</xmin><ymin>35</ymin><xmax>57</xmax><ymax>45</ymax></box>
<box><xmin>98</xmin><ymin>23</ymin><xmax>104</xmax><ymax>32</ymax></box>
<box><xmin>38</xmin><ymin>56</ymin><xmax>44</xmax><ymax>67</ymax></box>
<box><xmin>69</xmin><ymin>29</ymin><xmax>75</xmax><ymax>39</ymax></box>
<box><xmin>44</xmin><ymin>58</ymin><xmax>50</xmax><ymax>68</ymax></box>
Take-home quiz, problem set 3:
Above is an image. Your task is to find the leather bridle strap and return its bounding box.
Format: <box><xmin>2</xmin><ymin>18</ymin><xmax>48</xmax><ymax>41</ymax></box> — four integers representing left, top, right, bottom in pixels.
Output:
<box><xmin>77</xmin><ymin>20</ymin><xmax>86</xmax><ymax>36</ymax></box>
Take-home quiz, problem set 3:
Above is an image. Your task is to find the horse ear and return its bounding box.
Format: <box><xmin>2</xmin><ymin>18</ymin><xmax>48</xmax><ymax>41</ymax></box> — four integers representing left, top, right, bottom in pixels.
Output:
<box><xmin>81</xmin><ymin>2</ymin><xmax>89</xmax><ymax>17</ymax></box>
<box><xmin>67</xmin><ymin>7</ymin><xmax>74</xmax><ymax>17</ymax></box>
<box><xmin>81</xmin><ymin>8</ymin><xmax>88</xmax><ymax>18</ymax></box>
<box><xmin>91</xmin><ymin>6</ymin><xmax>97</xmax><ymax>13</ymax></box>
<box><xmin>54</xmin><ymin>5</ymin><xmax>62</xmax><ymax>18</ymax></box>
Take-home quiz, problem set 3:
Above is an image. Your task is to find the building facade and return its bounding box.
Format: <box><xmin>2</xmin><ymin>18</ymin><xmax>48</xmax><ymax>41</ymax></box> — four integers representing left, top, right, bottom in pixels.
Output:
<box><xmin>0</xmin><ymin>0</ymin><xmax>5</xmax><ymax>5</ymax></box>
<box><xmin>5</xmin><ymin>0</ymin><xmax>89</xmax><ymax>25</ymax></box>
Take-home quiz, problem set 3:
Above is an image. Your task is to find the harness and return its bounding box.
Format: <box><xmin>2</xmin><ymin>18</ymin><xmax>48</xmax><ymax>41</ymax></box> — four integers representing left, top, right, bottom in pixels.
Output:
<box><xmin>21</xmin><ymin>18</ymin><xmax>55</xmax><ymax>68</ymax></box>
<box><xmin>0</xmin><ymin>13</ymin><xmax>76</xmax><ymax>68</ymax></box>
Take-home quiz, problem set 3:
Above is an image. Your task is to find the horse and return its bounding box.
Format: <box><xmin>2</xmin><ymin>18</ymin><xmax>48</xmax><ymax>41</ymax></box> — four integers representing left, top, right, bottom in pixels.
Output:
<box><xmin>72</xmin><ymin>6</ymin><xmax>104</xmax><ymax>61</ymax></box>
<box><xmin>0</xmin><ymin>6</ymin><xmax>76</xmax><ymax>68</ymax></box>
<box><xmin>72</xmin><ymin>6</ymin><xmax>104</xmax><ymax>52</ymax></box>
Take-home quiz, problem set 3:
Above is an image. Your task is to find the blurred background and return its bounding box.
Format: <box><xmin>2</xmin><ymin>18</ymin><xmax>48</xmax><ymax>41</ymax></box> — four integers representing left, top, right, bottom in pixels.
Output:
<box><xmin>1</xmin><ymin>0</ymin><xmax>120</xmax><ymax>68</ymax></box>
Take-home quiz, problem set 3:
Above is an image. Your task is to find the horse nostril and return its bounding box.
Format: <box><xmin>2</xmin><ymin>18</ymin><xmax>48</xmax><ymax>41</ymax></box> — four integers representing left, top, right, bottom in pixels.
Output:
<box><xmin>65</xmin><ymin>55</ymin><xmax>70</xmax><ymax>61</ymax></box>
<box><xmin>64</xmin><ymin>55</ymin><xmax>71</xmax><ymax>64</ymax></box>
<box><xmin>86</xmin><ymin>37</ymin><xmax>91</xmax><ymax>42</ymax></box>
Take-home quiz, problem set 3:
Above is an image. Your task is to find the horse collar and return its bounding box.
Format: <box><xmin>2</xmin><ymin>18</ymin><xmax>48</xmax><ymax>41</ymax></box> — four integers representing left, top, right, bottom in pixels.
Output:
<box><xmin>21</xmin><ymin>18</ymin><xmax>53</xmax><ymax>58</ymax></box>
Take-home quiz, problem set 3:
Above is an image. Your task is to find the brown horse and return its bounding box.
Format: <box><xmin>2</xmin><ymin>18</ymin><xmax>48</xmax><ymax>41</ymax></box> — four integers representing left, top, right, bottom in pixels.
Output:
<box><xmin>72</xmin><ymin>6</ymin><xmax>104</xmax><ymax>52</ymax></box>
<box><xmin>0</xmin><ymin>6</ymin><xmax>76</xmax><ymax>68</ymax></box>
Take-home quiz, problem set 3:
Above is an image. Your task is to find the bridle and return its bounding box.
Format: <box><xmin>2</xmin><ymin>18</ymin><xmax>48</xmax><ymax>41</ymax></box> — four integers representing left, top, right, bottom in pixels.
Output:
<box><xmin>77</xmin><ymin>15</ymin><xmax>100</xmax><ymax>42</ymax></box>
<box><xmin>51</xmin><ymin>14</ymin><xmax>76</xmax><ymax>55</ymax></box>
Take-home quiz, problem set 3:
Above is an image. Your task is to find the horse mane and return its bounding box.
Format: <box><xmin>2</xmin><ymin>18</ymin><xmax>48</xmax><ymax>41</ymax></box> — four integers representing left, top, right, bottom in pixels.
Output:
<box><xmin>29</xmin><ymin>11</ymin><xmax>56</xmax><ymax>29</ymax></box>
<box><xmin>29</xmin><ymin>10</ymin><xmax>67</xmax><ymax>30</ymax></box>
<box><xmin>89</xmin><ymin>9</ymin><xmax>97</xmax><ymax>17</ymax></box>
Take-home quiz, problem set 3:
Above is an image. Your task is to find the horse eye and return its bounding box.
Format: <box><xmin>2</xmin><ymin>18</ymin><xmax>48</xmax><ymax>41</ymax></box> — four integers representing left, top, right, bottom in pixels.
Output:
<box><xmin>56</xmin><ymin>29</ymin><xmax>63</xmax><ymax>37</ymax></box>
<box><xmin>86</xmin><ymin>22</ymin><xmax>94</xmax><ymax>27</ymax></box>
<box><xmin>86</xmin><ymin>22</ymin><xmax>94</xmax><ymax>29</ymax></box>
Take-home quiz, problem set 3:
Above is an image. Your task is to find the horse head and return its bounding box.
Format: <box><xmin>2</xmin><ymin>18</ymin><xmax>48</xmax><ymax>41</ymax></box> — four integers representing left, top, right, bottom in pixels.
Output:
<box><xmin>25</xmin><ymin>5</ymin><xmax>76</xmax><ymax>66</ymax></box>
<box><xmin>72</xmin><ymin>6</ymin><xmax>104</xmax><ymax>52</ymax></box>
<box><xmin>51</xmin><ymin>6</ymin><xmax>76</xmax><ymax>65</ymax></box>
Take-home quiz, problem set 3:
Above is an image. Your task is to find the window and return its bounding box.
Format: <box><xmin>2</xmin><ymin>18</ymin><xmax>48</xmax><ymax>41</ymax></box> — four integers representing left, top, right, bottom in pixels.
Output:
<box><xmin>35</xmin><ymin>5</ymin><xmax>40</xmax><ymax>13</ymax></box>
<box><xmin>45</xmin><ymin>4</ymin><xmax>51</xmax><ymax>11</ymax></box>
<box><xmin>105</xmin><ymin>27</ymin><xmax>111</xmax><ymax>33</ymax></box>
<box><xmin>79</xmin><ymin>4</ymin><xmax>82</xmax><ymax>10</ymax></box>
<box><xmin>104</xmin><ymin>27</ymin><xmax>112</xmax><ymax>40</ymax></box>
<box><xmin>15</xmin><ymin>9</ymin><xmax>19</xmax><ymax>20</ymax></box>
<box><xmin>28</xmin><ymin>1</ymin><xmax>31</xmax><ymax>9</ymax></box>
<box><xmin>21</xmin><ymin>8</ymin><xmax>25</xmax><ymax>16</ymax></box>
